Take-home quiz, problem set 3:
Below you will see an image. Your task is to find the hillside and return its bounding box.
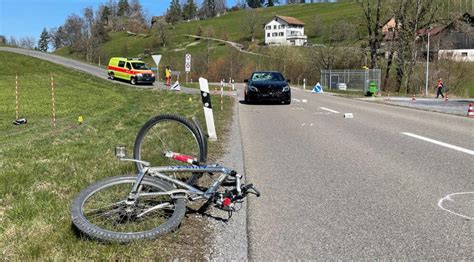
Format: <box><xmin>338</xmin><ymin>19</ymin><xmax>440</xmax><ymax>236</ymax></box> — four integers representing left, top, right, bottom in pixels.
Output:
<box><xmin>55</xmin><ymin>1</ymin><xmax>362</xmax><ymax>81</ymax></box>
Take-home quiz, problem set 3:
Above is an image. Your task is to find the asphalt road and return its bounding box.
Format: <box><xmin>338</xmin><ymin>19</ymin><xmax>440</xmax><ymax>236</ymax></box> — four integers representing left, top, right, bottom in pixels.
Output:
<box><xmin>239</xmin><ymin>87</ymin><xmax>473</xmax><ymax>260</ymax></box>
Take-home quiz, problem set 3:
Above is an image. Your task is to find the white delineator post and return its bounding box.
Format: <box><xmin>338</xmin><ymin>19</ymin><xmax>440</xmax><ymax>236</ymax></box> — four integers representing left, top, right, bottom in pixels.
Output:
<box><xmin>220</xmin><ymin>82</ymin><xmax>224</xmax><ymax>111</ymax></box>
<box><xmin>199</xmin><ymin>77</ymin><xmax>217</xmax><ymax>141</ymax></box>
<box><xmin>51</xmin><ymin>74</ymin><xmax>56</xmax><ymax>128</ymax></box>
<box><xmin>15</xmin><ymin>74</ymin><xmax>19</xmax><ymax>120</ymax></box>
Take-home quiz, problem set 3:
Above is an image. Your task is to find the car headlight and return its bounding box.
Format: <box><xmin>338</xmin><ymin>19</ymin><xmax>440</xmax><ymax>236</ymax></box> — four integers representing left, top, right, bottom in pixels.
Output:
<box><xmin>136</xmin><ymin>73</ymin><xmax>143</xmax><ymax>77</ymax></box>
<box><xmin>282</xmin><ymin>85</ymin><xmax>290</xmax><ymax>92</ymax></box>
<box><xmin>249</xmin><ymin>85</ymin><xmax>259</xmax><ymax>92</ymax></box>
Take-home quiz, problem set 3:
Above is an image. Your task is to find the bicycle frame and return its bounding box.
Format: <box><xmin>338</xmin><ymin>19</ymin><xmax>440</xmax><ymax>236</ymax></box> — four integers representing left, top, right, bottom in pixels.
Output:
<box><xmin>129</xmin><ymin>164</ymin><xmax>242</xmax><ymax>203</ymax></box>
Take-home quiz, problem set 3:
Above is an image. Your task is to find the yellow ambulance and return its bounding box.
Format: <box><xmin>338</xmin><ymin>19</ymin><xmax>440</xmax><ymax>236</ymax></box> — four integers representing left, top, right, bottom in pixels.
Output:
<box><xmin>107</xmin><ymin>57</ymin><xmax>155</xmax><ymax>85</ymax></box>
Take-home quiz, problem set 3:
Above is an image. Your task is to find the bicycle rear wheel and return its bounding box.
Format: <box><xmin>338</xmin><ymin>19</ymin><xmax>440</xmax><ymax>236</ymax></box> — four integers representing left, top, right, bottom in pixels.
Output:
<box><xmin>133</xmin><ymin>114</ymin><xmax>206</xmax><ymax>184</ymax></box>
<box><xmin>71</xmin><ymin>176</ymin><xmax>186</xmax><ymax>243</ymax></box>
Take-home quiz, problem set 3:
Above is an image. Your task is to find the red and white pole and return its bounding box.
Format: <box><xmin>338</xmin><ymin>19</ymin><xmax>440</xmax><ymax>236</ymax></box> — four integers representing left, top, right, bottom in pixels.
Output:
<box><xmin>51</xmin><ymin>74</ymin><xmax>56</xmax><ymax>127</ymax></box>
<box><xmin>15</xmin><ymin>74</ymin><xmax>19</xmax><ymax>120</ymax></box>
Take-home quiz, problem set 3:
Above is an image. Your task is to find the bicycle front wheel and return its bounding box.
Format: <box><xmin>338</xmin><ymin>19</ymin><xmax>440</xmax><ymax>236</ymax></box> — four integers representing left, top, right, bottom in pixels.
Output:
<box><xmin>134</xmin><ymin>114</ymin><xmax>206</xmax><ymax>183</ymax></box>
<box><xmin>71</xmin><ymin>176</ymin><xmax>186</xmax><ymax>243</ymax></box>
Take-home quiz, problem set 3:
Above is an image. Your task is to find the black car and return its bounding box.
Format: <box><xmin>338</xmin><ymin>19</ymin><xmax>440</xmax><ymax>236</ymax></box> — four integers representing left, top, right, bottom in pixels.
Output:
<box><xmin>244</xmin><ymin>71</ymin><xmax>291</xmax><ymax>104</ymax></box>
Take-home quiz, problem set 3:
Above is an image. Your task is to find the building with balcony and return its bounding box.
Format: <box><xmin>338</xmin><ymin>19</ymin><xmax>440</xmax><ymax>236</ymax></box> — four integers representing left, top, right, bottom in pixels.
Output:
<box><xmin>264</xmin><ymin>15</ymin><xmax>307</xmax><ymax>46</ymax></box>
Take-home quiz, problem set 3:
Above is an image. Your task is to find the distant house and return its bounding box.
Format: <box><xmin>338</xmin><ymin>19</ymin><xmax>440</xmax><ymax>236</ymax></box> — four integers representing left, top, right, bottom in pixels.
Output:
<box><xmin>381</xmin><ymin>15</ymin><xmax>474</xmax><ymax>62</ymax></box>
<box><xmin>417</xmin><ymin>18</ymin><xmax>474</xmax><ymax>62</ymax></box>
<box><xmin>264</xmin><ymin>15</ymin><xmax>307</xmax><ymax>46</ymax></box>
<box><xmin>381</xmin><ymin>17</ymin><xmax>399</xmax><ymax>42</ymax></box>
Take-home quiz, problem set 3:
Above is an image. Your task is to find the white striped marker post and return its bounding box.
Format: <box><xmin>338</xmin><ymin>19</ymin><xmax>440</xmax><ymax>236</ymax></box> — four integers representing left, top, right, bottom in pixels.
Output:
<box><xmin>51</xmin><ymin>74</ymin><xmax>56</xmax><ymax>128</ymax></box>
<box><xmin>199</xmin><ymin>77</ymin><xmax>217</xmax><ymax>141</ymax></box>
<box><xmin>220</xmin><ymin>84</ymin><xmax>224</xmax><ymax>111</ymax></box>
<box><xmin>15</xmin><ymin>74</ymin><xmax>19</xmax><ymax>120</ymax></box>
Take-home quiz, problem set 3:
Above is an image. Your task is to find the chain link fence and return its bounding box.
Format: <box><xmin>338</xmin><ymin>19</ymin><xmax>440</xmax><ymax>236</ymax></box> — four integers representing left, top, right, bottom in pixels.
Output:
<box><xmin>320</xmin><ymin>69</ymin><xmax>381</xmax><ymax>93</ymax></box>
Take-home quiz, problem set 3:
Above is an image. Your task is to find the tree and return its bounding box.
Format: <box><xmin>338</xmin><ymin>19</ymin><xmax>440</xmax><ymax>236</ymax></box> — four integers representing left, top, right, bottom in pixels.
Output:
<box><xmin>329</xmin><ymin>20</ymin><xmax>357</xmax><ymax>43</ymax></box>
<box><xmin>8</xmin><ymin>36</ymin><xmax>19</xmax><ymax>47</ymax></box>
<box><xmin>247</xmin><ymin>0</ymin><xmax>265</xmax><ymax>8</ymax></box>
<box><xmin>37</xmin><ymin>28</ymin><xmax>49</xmax><ymax>52</ymax></box>
<box><xmin>155</xmin><ymin>20</ymin><xmax>169</xmax><ymax>47</ymax></box>
<box><xmin>100</xmin><ymin>5</ymin><xmax>111</xmax><ymax>25</ymax></box>
<box><xmin>19</xmin><ymin>37</ymin><xmax>36</xmax><ymax>50</ymax></box>
<box><xmin>266</xmin><ymin>0</ymin><xmax>280</xmax><ymax>6</ymax></box>
<box><xmin>182</xmin><ymin>0</ymin><xmax>197</xmax><ymax>21</ymax></box>
<box><xmin>391</xmin><ymin>0</ymin><xmax>441</xmax><ymax>93</ymax></box>
<box><xmin>166</xmin><ymin>0</ymin><xmax>182</xmax><ymax>25</ymax></box>
<box><xmin>117</xmin><ymin>0</ymin><xmax>130</xmax><ymax>16</ymax></box>
<box><xmin>359</xmin><ymin>0</ymin><xmax>382</xmax><ymax>69</ymax></box>
<box><xmin>49</xmin><ymin>26</ymin><xmax>66</xmax><ymax>50</ymax></box>
<box><xmin>309</xmin><ymin>15</ymin><xmax>323</xmax><ymax>38</ymax></box>
<box><xmin>202</xmin><ymin>0</ymin><xmax>217</xmax><ymax>18</ymax></box>
<box><xmin>63</xmin><ymin>14</ymin><xmax>85</xmax><ymax>47</ymax></box>
<box><xmin>128</xmin><ymin>0</ymin><xmax>147</xmax><ymax>32</ymax></box>
<box><xmin>242</xmin><ymin>9</ymin><xmax>260</xmax><ymax>42</ymax></box>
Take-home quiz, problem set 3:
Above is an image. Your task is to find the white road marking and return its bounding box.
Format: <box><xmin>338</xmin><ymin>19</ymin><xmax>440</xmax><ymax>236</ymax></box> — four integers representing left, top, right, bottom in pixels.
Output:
<box><xmin>402</xmin><ymin>132</ymin><xmax>474</xmax><ymax>155</ymax></box>
<box><xmin>438</xmin><ymin>192</ymin><xmax>474</xmax><ymax>220</ymax></box>
<box><xmin>291</xmin><ymin>107</ymin><xmax>305</xmax><ymax>110</ymax></box>
<box><xmin>292</xmin><ymin>98</ymin><xmax>301</xmax><ymax>102</ymax></box>
<box><xmin>319</xmin><ymin>107</ymin><xmax>340</xmax><ymax>114</ymax></box>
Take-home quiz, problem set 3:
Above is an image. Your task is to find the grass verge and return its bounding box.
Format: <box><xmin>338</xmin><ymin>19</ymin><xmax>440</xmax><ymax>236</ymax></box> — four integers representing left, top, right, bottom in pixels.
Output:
<box><xmin>0</xmin><ymin>51</ymin><xmax>234</xmax><ymax>259</ymax></box>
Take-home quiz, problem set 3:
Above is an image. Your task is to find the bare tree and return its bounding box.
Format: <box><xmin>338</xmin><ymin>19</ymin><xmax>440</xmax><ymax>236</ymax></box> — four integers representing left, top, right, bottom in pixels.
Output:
<box><xmin>155</xmin><ymin>20</ymin><xmax>169</xmax><ymax>47</ymax></box>
<box><xmin>309</xmin><ymin>15</ymin><xmax>323</xmax><ymax>38</ymax></box>
<box><xmin>128</xmin><ymin>0</ymin><xmax>147</xmax><ymax>32</ymax></box>
<box><xmin>19</xmin><ymin>37</ymin><xmax>36</xmax><ymax>49</ymax></box>
<box><xmin>84</xmin><ymin>7</ymin><xmax>95</xmax><ymax>62</ymax></box>
<box><xmin>392</xmin><ymin>0</ymin><xmax>441</xmax><ymax>93</ymax></box>
<box><xmin>241</xmin><ymin>9</ymin><xmax>260</xmax><ymax>42</ymax></box>
<box><xmin>359</xmin><ymin>0</ymin><xmax>382</xmax><ymax>69</ymax></box>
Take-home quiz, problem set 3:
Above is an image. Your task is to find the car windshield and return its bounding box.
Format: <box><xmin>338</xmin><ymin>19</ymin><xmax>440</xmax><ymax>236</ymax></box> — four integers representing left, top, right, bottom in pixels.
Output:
<box><xmin>251</xmin><ymin>72</ymin><xmax>284</xmax><ymax>82</ymax></box>
<box><xmin>132</xmin><ymin>62</ymin><xmax>149</xmax><ymax>70</ymax></box>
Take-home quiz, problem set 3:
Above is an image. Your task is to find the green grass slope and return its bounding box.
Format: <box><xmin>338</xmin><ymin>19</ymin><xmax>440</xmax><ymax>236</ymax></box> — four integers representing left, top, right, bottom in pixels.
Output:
<box><xmin>0</xmin><ymin>51</ymin><xmax>233</xmax><ymax>259</ymax></box>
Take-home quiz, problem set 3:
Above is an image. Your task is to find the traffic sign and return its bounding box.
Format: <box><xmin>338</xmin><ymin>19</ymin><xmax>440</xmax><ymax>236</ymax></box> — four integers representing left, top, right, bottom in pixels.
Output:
<box><xmin>185</xmin><ymin>54</ymin><xmax>191</xmax><ymax>72</ymax></box>
<box><xmin>152</xmin><ymin>55</ymin><xmax>162</xmax><ymax>66</ymax></box>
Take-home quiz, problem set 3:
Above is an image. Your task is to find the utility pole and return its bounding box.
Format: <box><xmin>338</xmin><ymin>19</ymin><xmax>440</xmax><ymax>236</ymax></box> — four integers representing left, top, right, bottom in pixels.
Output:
<box><xmin>425</xmin><ymin>29</ymin><xmax>430</xmax><ymax>96</ymax></box>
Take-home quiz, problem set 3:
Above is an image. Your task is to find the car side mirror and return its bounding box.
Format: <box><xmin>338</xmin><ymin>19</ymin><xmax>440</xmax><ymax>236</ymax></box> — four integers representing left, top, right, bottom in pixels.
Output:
<box><xmin>287</xmin><ymin>79</ymin><xmax>291</xmax><ymax>83</ymax></box>
<box><xmin>244</xmin><ymin>79</ymin><xmax>248</xmax><ymax>83</ymax></box>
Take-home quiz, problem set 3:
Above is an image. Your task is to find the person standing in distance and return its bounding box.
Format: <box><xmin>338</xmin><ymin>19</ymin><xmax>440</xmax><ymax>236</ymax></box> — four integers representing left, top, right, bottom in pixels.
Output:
<box><xmin>436</xmin><ymin>78</ymin><xmax>444</xmax><ymax>98</ymax></box>
<box><xmin>165</xmin><ymin>66</ymin><xmax>171</xmax><ymax>86</ymax></box>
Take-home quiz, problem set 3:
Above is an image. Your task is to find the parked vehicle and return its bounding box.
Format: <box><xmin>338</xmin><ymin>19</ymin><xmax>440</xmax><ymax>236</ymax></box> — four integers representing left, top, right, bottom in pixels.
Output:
<box><xmin>107</xmin><ymin>57</ymin><xmax>155</xmax><ymax>85</ymax></box>
<box><xmin>244</xmin><ymin>71</ymin><xmax>291</xmax><ymax>104</ymax></box>
<box><xmin>336</xmin><ymin>83</ymin><xmax>347</xmax><ymax>90</ymax></box>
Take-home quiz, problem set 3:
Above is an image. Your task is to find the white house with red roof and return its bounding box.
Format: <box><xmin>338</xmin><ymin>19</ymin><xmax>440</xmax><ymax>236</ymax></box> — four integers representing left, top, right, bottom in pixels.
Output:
<box><xmin>264</xmin><ymin>15</ymin><xmax>307</xmax><ymax>46</ymax></box>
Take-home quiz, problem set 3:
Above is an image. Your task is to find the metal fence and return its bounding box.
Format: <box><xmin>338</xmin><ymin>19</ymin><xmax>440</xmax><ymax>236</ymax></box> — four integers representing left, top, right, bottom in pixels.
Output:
<box><xmin>320</xmin><ymin>69</ymin><xmax>381</xmax><ymax>93</ymax></box>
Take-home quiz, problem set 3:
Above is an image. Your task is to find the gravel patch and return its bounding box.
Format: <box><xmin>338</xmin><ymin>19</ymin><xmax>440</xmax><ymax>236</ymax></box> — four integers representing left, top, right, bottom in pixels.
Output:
<box><xmin>206</xmin><ymin>99</ymin><xmax>248</xmax><ymax>261</ymax></box>
<box><xmin>359</xmin><ymin>96</ymin><xmax>474</xmax><ymax>116</ymax></box>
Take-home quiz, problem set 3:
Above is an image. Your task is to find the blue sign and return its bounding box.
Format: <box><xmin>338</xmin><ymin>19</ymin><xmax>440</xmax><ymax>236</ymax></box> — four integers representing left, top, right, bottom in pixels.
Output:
<box><xmin>312</xmin><ymin>82</ymin><xmax>323</xmax><ymax>93</ymax></box>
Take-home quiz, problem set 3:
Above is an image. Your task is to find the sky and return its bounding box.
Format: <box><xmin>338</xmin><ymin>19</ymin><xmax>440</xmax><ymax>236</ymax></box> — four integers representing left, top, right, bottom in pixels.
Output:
<box><xmin>0</xmin><ymin>0</ymin><xmax>238</xmax><ymax>41</ymax></box>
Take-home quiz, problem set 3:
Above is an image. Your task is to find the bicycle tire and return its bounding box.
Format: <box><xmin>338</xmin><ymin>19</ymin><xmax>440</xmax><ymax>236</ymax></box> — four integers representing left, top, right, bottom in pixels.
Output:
<box><xmin>133</xmin><ymin>114</ymin><xmax>206</xmax><ymax>184</ymax></box>
<box><xmin>71</xmin><ymin>176</ymin><xmax>186</xmax><ymax>243</ymax></box>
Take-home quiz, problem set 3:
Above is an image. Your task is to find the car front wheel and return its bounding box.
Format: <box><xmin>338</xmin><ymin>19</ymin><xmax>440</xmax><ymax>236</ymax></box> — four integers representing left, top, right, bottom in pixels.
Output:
<box><xmin>130</xmin><ymin>77</ymin><xmax>137</xmax><ymax>85</ymax></box>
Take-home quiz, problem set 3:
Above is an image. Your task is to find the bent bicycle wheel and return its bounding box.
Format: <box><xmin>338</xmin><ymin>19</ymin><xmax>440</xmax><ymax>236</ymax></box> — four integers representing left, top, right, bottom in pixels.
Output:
<box><xmin>133</xmin><ymin>114</ymin><xmax>206</xmax><ymax>184</ymax></box>
<box><xmin>71</xmin><ymin>176</ymin><xmax>186</xmax><ymax>243</ymax></box>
